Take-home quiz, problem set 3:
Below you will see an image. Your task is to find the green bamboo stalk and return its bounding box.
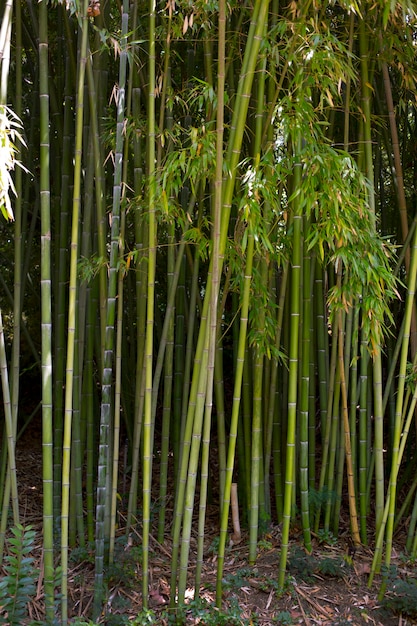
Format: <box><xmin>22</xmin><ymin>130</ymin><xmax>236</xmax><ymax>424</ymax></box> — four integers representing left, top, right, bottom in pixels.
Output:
<box><xmin>170</xmin><ymin>1</ymin><xmax>271</xmax><ymax>602</ymax></box>
<box><xmin>278</xmin><ymin>133</ymin><xmax>302</xmax><ymax>590</ymax></box>
<box><xmin>177</xmin><ymin>337</ymin><xmax>209</xmax><ymax>603</ymax></box>
<box><xmin>70</xmin><ymin>294</ymin><xmax>85</xmax><ymax>548</ymax></box>
<box><xmin>157</xmin><ymin>18</ymin><xmax>174</xmax><ymax>542</ymax></box>
<box><xmin>264</xmin><ymin>266</ymin><xmax>287</xmax><ymax>513</ymax></box>
<box><xmin>142</xmin><ymin>0</ymin><xmax>157</xmax><ymax>606</ymax></box>
<box><xmin>249</xmin><ymin>343</ymin><xmax>264</xmax><ymax>564</ymax></box>
<box><xmin>314</xmin><ymin>299</ymin><xmax>338</xmax><ymax>533</ymax></box>
<box><xmin>324</xmin><ymin>357</ymin><xmax>340</xmax><ymax>534</ymax></box>
<box><xmin>0</xmin><ymin>0</ymin><xmax>12</xmax><ymax>102</ymax></box>
<box><xmin>84</xmin><ymin>288</ymin><xmax>96</xmax><ymax>543</ymax></box>
<box><xmin>216</xmin><ymin>232</ymin><xmax>254</xmax><ymax>606</ymax></box>
<box><xmin>348</xmin><ymin>308</ymin><xmax>359</xmax><ymax>499</ymax></box>
<box><xmin>109</xmin><ymin>205</ymin><xmax>125</xmax><ymax>564</ymax></box>
<box><xmin>157</xmin><ymin>218</ymin><xmax>175</xmax><ymax>542</ymax></box>
<box><xmin>314</xmin><ymin>262</ymin><xmax>329</xmax><ymax>445</ymax></box>
<box><xmin>370</xmin><ymin>333</ymin><xmax>417</xmax><ymax>583</ymax></box>
<box><xmin>272</xmin><ymin>266</ymin><xmax>289</xmax><ymax>521</ymax></box>
<box><xmin>337</xmin><ymin>307</ymin><xmax>360</xmax><ymax>545</ymax></box>
<box><xmin>299</xmin><ymin>239</ymin><xmax>312</xmax><ymax>552</ymax></box>
<box><xmin>61</xmin><ymin>2</ymin><xmax>89</xmax><ymax>621</ymax></box>
<box><xmin>359</xmin><ymin>18</ymin><xmax>386</xmax><ymax>537</ymax></box>
<box><xmin>11</xmin><ymin>0</ymin><xmax>23</xmax><ymax>439</ymax></box>
<box><xmin>195</xmin><ymin>1</ymin><xmax>225</xmax><ymax>590</ymax></box>
<box><xmin>0</xmin><ymin>308</ymin><xmax>19</xmax><ymax>526</ymax></box>
<box><xmin>214</xmin><ymin>341</ymin><xmax>227</xmax><ymax>505</ymax></box>
<box><xmin>126</xmin><ymin>86</ymin><xmax>146</xmax><ymax>533</ymax></box>
<box><xmin>39</xmin><ymin>0</ymin><xmax>55</xmax><ymax>617</ymax></box>
<box><xmin>380</xmin><ymin>205</ymin><xmax>417</xmax><ymax>583</ymax></box>
<box><xmin>93</xmin><ymin>0</ymin><xmax>129</xmax><ymax>615</ymax></box>
<box><xmin>54</xmin><ymin>50</ymin><xmax>74</xmax><ymax>520</ymax></box>
<box><xmin>172</xmin><ymin>256</ymin><xmax>185</xmax><ymax>478</ymax></box>
<box><xmin>358</xmin><ymin>326</ymin><xmax>370</xmax><ymax>543</ymax></box>
<box><xmin>248</xmin><ymin>44</ymin><xmax>268</xmax><ymax>563</ymax></box>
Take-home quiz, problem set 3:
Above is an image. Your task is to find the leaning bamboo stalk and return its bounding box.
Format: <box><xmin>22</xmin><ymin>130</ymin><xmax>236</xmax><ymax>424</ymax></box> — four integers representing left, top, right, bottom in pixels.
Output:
<box><xmin>195</xmin><ymin>0</ymin><xmax>225</xmax><ymax>590</ymax></box>
<box><xmin>177</xmin><ymin>340</ymin><xmax>209</xmax><ymax>603</ymax></box>
<box><xmin>381</xmin><ymin>202</ymin><xmax>417</xmax><ymax>580</ymax></box>
<box><xmin>216</xmin><ymin>232</ymin><xmax>255</xmax><ymax>606</ymax></box>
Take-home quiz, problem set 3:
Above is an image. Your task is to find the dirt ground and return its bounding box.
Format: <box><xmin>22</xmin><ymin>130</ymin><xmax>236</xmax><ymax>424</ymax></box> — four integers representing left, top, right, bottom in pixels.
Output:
<box><xmin>7</xmin><ymin>422</ymin><xmax>417</xmax><ymax>626</ymax></box>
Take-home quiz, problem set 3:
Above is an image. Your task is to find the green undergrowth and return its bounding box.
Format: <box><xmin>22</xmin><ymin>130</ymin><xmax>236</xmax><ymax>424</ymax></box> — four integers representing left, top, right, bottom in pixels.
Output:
<box><xmin>132</xmin><ymin>597</ymin><xmax>257</xmax><ymax>626</ymax></box>
<box><xmin>0</xmin><ymin>524</ymin><xmax>39</xmax><ymax>626</ymax></box>
<box><xmin>288</xmin><ymin>545</ymin><xmax>352</xmax><ymax>582</ymax></box>
<box><xmin>0</xmin><ymin>524</ymin><xmax>409</xmax><ymax>625</ymax></box>
<box><xmin>381</xmin><ymin>565</ymin><xmax>417</xmax><ymax>618</ymax></box>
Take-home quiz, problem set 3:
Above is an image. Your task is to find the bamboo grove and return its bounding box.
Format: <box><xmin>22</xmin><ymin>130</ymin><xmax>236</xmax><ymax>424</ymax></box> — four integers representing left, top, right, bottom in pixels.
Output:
<box><xmin>1</xmin><ymin>0</ymin><xmax>417</xmax><ymax>622</ymax></box>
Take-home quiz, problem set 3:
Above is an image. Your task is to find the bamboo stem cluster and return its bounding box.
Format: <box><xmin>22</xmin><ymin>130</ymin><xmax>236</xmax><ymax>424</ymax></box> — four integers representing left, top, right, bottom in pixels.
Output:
<box><xmin>1</xmin><ymin>0</ymin><xmax>417</xmax><ymax>621</ymax></box>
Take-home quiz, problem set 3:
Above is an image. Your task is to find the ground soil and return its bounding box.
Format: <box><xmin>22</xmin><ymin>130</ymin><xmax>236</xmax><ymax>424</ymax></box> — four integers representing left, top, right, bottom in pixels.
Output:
<box><xmin>5</xmin><ymin>420</ymin><xmax>417</xmax><ymax>626</ymax></box>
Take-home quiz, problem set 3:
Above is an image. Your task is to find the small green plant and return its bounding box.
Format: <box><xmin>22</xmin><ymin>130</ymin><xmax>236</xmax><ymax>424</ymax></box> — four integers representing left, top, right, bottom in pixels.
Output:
<box><xmin>0</xmin><ymin>524</ymin><xmax>39</xmax><ymax>626</ymax></box>
<box><xmin>381</xmin><ymin>575</ymin><xmax>417</xmax><ymax>617</ymax></box>
<box><xmin>274</xmin><ymin>610</ymin><xmax>293</xmax><ymax>625</ymax></box>
<box><xmin>190</xmin><ymin>596</ymin><xmax>255</xmax><ymax>625</ymax></box>
<box><xmin>316</xmin><ymin>528</ymin><xmax>337</xmax><ymax>546</ymax></box>
<box><xmin>257</xmin><ymin>538</ymin><xmax>273</xmax><ymax>551</ymax></box>
<box><xmin>207</xmin><ymin>535</ymin><xmax>220</xmax><ymax>555</ymax></box>
<box><xmin>105</xmin><ymin>615</ymin><xmax>130</xmax><ymax>625</ymax></box>
<box><xmin>222</xmin><ymin>566</ymin><xmax>252</xmax><ymax>590</ymax></box>
<box><xmin>162</xmin><ymin>597</ymin><xmax>256</xmax><ymax>626</ymax></box>
<box><xmin>69</xmin><ymin>542</ymin><xmax>95</xmax><ymax>565</ymax></box>
<box><xmin>132</xmin><ymin>608</ymin><xmax>157</xmax><ymax>624</ymax></box>
<box><xmin>105</xmin><ymin>536</ymin><xmax>143</xmax><ymax>588</ymax></box>
<box><xmin>288</xmin><ymin>546</ymin><xmax>317</xmax><ymax>582</ymax></box>
<box><xmin>318</xmin><ymin>556</ymin><xmax>351</xmax><ymax>578</ymax></box>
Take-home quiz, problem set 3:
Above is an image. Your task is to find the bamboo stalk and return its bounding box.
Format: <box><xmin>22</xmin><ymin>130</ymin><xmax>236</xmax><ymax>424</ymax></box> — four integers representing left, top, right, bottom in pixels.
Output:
<box><xmin>39</xmin><ymin>0</ymin><xmax>55</xmax><ymax>616</ymax></box>
<box><xmin>61</xmin><ymin>3</ymin><xmax>89</xmax><ymax>621</ymax></box>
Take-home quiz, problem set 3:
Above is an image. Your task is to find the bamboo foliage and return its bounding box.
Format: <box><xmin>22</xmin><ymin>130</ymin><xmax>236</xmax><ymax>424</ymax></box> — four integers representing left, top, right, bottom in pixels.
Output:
<box><xmin>2</xmin><ymin>0</ymin><xmax>417</xmax><ymax>621</ymax></box>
